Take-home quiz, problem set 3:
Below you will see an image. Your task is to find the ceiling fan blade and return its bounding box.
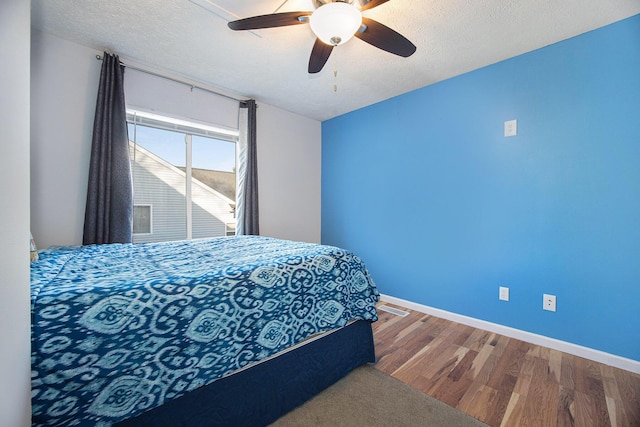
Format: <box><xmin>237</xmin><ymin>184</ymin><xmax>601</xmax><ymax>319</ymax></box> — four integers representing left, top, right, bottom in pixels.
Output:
<box><xmin>308</xmin><ymin>38</ymin><xmax>334</xmax><ymax>74</ymax></box>
<box><xmin>360</xmin><ymin>0</ymin><xmax>391</xmax><ymax>12</ymax></box>
<box><xmin>355</xmin><ymin>17</ymin><xmax>416</xmax><ymax>57</ymax></box>
<box><xmin>228</xmin><ymin>11</ymin><xmax>311</xmax><ymax>31</ymax></box>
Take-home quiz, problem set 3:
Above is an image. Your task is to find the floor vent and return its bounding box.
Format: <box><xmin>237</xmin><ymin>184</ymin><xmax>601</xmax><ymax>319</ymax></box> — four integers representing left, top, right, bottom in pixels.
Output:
<box><xmin>378</xmin><ymin>305</ymin><xmax>409</xmax><ymax>317</ymax></box>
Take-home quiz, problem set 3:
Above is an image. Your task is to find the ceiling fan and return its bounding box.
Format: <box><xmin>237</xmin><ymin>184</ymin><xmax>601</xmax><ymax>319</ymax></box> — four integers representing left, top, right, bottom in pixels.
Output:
<box><xmin>228</xmin><ymin>0</ymin><xmax>416</xmax><ymax>74</ymax></box>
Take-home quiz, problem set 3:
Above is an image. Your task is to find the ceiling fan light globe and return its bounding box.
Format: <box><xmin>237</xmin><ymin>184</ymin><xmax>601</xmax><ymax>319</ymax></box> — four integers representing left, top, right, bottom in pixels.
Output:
<box><xmin>310</xmin><ymin>2</ymin><xmax>362</xmax><ymax>46</ymax></box>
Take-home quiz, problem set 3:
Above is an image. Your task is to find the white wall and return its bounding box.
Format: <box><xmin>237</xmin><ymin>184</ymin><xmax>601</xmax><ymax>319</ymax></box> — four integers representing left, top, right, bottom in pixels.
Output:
<box><xmin>0</xmin><ymin>0</ymin><xmax>32</xmax><ymax>425</ymax></box>
<box><xmin>30</xmin><ymin>31</ymin><xmax>101</xmax><ymax>247</ymax></box>
<box><xmin>258</xmin><ymin>104</ymin><xmax>321</xmax><ymax>243</ymax></box>
<box><xmin>30</xmin><ymin>30</ymin><xmax>322</xmax><ymax>248</ymax></box>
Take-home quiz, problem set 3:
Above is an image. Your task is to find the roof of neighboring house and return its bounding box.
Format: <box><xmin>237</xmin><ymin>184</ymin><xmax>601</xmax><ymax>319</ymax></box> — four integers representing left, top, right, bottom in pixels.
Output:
<box><xmin>178</xmin><ymin>168</ymin><xmax>236</xmax><ymax>201</ymax></box>
<box><xmin>131</xmin><ymin>142</ymin><xmax>234</xmax><ymax>205</ymax></box>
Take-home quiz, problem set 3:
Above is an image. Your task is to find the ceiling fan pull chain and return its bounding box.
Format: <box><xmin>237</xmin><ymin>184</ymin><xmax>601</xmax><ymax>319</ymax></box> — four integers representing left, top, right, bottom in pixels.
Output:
<box><xmin>333</xmin><ymin>49</ymin><xmax>339</xmax><ymax>92</ymax></box>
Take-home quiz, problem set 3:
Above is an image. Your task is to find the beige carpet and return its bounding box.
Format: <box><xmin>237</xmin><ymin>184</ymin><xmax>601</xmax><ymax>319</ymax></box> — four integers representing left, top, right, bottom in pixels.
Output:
<box><xmin>270</xmin><ymin>365</ymin><xmax>490</xmax><ymax>427</ymax></box>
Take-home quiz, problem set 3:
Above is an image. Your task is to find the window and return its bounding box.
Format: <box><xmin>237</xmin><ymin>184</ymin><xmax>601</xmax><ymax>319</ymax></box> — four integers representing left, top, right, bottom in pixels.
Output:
<box><xmin>127</xmin><ymin>110</ymin><xmax>239</xmax><ymax>244</ymax></box>
<box><xmin>133</xmin><ymin>205</ymin><xmax>152</xmax><ymax>234</ymax></box>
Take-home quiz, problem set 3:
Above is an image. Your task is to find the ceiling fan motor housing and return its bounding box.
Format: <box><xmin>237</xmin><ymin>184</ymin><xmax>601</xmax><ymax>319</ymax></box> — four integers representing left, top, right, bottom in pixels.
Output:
<box><xmin>310</xmin><ymin>1</ymin><xmax>363</xmax><ymax>46</ymax></box>
<box><xmin>314</xmin><ymin>0</ymin><xmax>358</xmax><ymax>8</ymax></box>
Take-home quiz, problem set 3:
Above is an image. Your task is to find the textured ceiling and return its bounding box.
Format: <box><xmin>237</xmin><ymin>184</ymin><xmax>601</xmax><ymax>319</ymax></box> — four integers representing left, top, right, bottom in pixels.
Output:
<box><xmin>31</xmin><ymin>0</ymin><xmax>640</xmax><ymax>121</ymax></box>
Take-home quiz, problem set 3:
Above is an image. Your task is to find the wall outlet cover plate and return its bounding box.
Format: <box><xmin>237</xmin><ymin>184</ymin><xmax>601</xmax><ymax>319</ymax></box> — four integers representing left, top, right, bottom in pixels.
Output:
<box><xmin>504</xmin><ymin>119</ymin><xmax>517</xmax><ymax>137</ymax></box>
<box><xmin>543</xmin><ymin>294</ymin><xmax>556</xmax><ymax>312</ymax></box>
<box><xmin>499</xmin><ymin>286</ymin><xmax>509</xmax><ymax>301</ymax></box>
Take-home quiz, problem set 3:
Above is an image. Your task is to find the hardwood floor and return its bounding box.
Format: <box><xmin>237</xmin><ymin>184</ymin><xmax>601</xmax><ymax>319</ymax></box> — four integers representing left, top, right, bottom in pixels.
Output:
<box><xmin>371</xmin><ymin>302</ymin><xmax>640</xmax><ymax>427</ymax></box>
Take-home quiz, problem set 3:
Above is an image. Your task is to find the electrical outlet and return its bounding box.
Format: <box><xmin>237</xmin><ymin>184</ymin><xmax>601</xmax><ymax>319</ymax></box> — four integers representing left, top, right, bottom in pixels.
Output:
<box><xmin>499</xmin><ymin>286</ymin><xmax>509</xmax><ymax>301</ymax></box>
<box><xmin>543</xmin><ymin>294</ymin><xmax>556</xmax><ymax>312</ymax></box>
<box><xmin>504</xmin><ymin>119</ymin><xmax>517</xmax><ymax>137</ymax></box>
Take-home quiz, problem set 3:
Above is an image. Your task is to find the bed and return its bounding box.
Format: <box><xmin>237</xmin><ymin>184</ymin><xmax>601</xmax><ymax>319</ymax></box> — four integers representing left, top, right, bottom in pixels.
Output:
<box><xmin>30</xmin><ymin>235</ymin><xmax>379</xmax><ymax>426</ymax></box>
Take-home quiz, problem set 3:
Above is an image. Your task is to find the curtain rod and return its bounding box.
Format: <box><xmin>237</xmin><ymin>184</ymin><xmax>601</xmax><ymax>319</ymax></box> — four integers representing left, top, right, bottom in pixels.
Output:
<box><xmin>95</xmin><ymin>54</ymin><xmax>244</xmax><ymax>103</ymax></box>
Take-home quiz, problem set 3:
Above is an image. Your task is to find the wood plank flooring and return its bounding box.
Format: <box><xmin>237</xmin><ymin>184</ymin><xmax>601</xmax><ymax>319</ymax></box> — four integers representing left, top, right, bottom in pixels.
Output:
<box><xmin>371</xmin><ymin>302</ymin><xmax>640</xmax><ymax>427</ymax></box>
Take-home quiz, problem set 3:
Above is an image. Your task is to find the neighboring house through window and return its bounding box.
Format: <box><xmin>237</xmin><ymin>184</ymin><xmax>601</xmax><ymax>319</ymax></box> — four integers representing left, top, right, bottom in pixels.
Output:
<box><xmin>127</xmin><ymin>109</ymin><xmax>239</xmax><ymax>243</ymax></box>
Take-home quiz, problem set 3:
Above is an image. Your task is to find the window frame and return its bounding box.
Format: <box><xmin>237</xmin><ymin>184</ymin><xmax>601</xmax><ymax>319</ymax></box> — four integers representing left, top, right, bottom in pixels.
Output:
<box><xmin>126</xmin><ymin>109</ymin><xmax>239</xmax><ymax>143</ymax></box>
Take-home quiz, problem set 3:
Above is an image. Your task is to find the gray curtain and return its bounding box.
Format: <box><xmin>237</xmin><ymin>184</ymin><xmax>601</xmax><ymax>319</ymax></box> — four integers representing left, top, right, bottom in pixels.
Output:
<box><xmin>236</xmin><ymin>99</ymin><xmax>259</xmax><ymax>235</ymax></box>
<box><xmin>83</xmin><ymin>52</ymin><xmax>133</xmax><ymax>245</ymax></box>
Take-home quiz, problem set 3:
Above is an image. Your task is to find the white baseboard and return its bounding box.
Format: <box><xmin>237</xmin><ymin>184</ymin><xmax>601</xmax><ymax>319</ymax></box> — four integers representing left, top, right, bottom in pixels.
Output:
<box><xmin>380</xmin><ymin>294</ymin><xmax>640</xmax><ymax>375</ymax></box>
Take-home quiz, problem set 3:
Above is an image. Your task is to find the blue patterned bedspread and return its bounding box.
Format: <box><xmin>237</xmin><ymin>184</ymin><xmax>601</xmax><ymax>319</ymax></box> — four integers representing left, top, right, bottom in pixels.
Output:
<box><xmin>31</xmin><ymin>236</ymin><xmax>379</xmax><ymax>426</ymax></box>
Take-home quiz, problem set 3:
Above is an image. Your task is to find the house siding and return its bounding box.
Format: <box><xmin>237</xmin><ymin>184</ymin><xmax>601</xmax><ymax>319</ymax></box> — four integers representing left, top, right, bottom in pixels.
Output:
<box><xmin>130</xmin><ymin>145</ymin><xmax>235</xmax><ymax>243</ymax></box>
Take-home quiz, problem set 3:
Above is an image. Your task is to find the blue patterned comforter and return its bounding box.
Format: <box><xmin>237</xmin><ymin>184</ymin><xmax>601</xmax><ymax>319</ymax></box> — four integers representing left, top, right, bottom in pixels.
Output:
<box><xmin>31</xmin><ymin>236</ymin><xmax>379</xmax><ymax>426</ymax></box>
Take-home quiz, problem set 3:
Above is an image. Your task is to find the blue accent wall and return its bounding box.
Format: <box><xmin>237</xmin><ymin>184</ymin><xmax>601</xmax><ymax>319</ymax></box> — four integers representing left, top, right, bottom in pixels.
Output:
<box><xmin>322</xmin><ymin>15</ymin><xmax>640</xmax><ymax>361</ymax></box>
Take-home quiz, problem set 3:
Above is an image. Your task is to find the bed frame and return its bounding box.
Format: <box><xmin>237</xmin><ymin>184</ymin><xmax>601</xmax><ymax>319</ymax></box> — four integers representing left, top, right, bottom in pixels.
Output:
<box><xmin>115</xmin><ymin>320</ymin><xmax>376</xmax><ymax>426</ymax></box>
